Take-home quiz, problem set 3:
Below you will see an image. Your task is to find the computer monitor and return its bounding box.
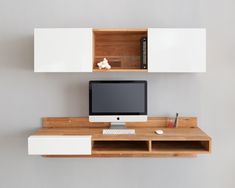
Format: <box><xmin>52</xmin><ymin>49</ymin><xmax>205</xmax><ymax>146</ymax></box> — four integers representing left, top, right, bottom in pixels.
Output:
<box><xmin>89</xmin><ymin>80</ymin><xmax>147</xmax><ymax>128</ymax></box>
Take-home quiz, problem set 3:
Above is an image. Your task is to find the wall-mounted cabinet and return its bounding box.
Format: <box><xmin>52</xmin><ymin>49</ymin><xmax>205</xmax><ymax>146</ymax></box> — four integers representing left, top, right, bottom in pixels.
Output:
<box><xmin>34</xmin><ymin>28</ymin><xmax>206</xmax><ymax>73</ymax></box>
<box><xmin>34</xmin><ymin>28</ymin><xmax>92</xmax><ymax>72</ymax></box>
<box><xmin>148</xmin><ymin>28</ymin><xmax>206</xmax><ymax>72</ymax></box>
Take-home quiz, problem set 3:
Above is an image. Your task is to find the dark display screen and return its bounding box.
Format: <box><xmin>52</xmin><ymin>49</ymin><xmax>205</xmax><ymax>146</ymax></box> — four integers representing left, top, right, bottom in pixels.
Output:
<box><xmin>89</xmin><ymin>81</ymin><xmax>147</xmax><ymax>115</ymax></box>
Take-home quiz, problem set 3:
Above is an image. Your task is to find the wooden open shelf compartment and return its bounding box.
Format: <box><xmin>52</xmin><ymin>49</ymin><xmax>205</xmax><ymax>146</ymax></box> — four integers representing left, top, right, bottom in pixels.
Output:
<box><xmin>151</xmin><ymin>140</ymin><xmax>210</xmax><ymax>154</ymax></box>
<box><xmin>93</xmin><ymin>29</ymin><xmax>148</xmax><ymax>72</ymax></box>
<box><xmin>92</xmin><ymin>140</ymin><xmax>149</xmax><ymax>153</ymax></box>
<box><xmin>92</xmin><ymin>140</ymin><xmax>210</xmax><ymax>155</ymax></box>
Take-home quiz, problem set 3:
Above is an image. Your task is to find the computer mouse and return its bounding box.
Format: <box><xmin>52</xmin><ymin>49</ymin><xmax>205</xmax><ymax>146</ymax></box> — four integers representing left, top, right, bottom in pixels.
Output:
<box><xmin>155</xmin><ymin>129</ymin><xmax>164</xmax><ymax>135</ymax></box>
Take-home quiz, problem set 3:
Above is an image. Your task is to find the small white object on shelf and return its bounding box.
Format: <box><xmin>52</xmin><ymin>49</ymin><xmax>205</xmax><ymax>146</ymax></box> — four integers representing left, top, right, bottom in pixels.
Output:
<box><xmin>97</xmin><ymin>58</ymin><xmax>111</xmax><ymax>69</ymax></box>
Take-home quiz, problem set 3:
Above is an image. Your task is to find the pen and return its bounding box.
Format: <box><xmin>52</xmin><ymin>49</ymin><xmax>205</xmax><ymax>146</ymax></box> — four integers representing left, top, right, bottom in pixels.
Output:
<box><xmin>174</xmin><ymin>113</ymin><xmax>179</xmax><ymax>128</ymax></box>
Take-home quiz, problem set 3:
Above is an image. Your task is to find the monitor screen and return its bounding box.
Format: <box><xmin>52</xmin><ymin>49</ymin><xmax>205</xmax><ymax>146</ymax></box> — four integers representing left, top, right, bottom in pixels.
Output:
<box><xmin>89</xmin><ymin>81</ymin><xmax>147</xmax><ymax>115</ymax></box>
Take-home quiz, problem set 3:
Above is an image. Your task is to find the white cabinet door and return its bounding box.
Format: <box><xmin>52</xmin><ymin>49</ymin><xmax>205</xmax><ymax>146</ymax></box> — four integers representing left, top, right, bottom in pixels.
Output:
<box><xmin>34</xmin><ymin>28</ymin><xmax>92</xmax><ymax>72</ymax></box>
<box><xmin>28</xmin><ymin>136</ymin><xmax>91</xmax><ymax>155</ymax></box>
<box><xmin>148</xmin><ymin>28</ymin><xmax>206</xmax><ymax>72</ymax></box>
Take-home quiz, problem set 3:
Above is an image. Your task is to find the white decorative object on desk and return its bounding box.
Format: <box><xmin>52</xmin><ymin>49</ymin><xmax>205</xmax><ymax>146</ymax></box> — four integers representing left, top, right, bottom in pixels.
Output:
<box><xmin>97</xmin><ymin>58</ymin><xmax>111</xmax><ymax>69</ymax></box>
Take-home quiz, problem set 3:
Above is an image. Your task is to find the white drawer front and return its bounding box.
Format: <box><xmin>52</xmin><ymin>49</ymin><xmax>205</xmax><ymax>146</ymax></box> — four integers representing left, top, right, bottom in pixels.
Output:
<box><xmin>28</xmin><ymin>136</ymin><xmax>91</xmax><ymax>155</ymax></box>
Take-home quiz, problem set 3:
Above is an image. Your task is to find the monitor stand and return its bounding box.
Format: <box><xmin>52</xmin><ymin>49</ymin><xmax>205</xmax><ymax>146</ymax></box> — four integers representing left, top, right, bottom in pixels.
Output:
<box><xmin>110</xmin><ymin>122</ymin><xmax>126</xmax><ymax>129</ymax></box>
<box><xmin>103</xmin><ymin>122</ymin><xmax>135</xmax><ymax>134</ymax></box>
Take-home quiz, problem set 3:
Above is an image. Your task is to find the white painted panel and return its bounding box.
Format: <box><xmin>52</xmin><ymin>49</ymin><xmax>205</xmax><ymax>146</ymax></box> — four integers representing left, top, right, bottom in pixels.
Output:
<box><xmin>28</xmin><ymin>135</ymin><xmax>91</xmax><ymax>155</ymax></box>
<box><xmin>34</xmin><ymin>28</ymin><xmax>92</xmax><ymax>72</ymax></box>
<box><xmin>148</xmin><ymin>28</ymin><xmax>206</xmax><ymax>72</ymax></box>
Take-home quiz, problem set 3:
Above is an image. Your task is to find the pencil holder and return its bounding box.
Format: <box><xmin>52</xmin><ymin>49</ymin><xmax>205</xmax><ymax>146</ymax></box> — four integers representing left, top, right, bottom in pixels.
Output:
<box><xmin>167</xmin><ymin>118</ymin><xmax>175</xmax><ymax>128</ymax></box>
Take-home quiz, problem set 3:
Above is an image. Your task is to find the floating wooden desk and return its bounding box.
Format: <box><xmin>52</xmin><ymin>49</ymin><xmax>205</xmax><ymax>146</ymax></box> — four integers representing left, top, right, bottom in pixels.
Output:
<box><xmin>28</xmin><ymin>117</ymin><xmax>211</xmax><ymax>157</ymax></box>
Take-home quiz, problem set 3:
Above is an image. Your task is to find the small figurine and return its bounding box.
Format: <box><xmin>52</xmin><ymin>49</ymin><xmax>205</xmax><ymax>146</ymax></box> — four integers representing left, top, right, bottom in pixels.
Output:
<box><xmin>97</xmin><ymin>58</ymin><xmax>111</xmax><ymax>70</ymax></box>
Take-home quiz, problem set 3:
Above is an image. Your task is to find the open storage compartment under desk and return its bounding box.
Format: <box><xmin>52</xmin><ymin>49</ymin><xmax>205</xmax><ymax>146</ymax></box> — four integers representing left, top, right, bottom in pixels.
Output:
<box><xmin>151</xmin><ymin>140</ymin><xmax>210</xmax><ymax>154</ymax></box>
<box><xmin>92</xmin><ymin>140</ymin><xmax>150</xmax><ymax>154</ymax></box>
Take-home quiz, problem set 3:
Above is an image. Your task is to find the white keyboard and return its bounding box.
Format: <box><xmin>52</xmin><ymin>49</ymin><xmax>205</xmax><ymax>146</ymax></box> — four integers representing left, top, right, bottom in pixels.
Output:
<box><xmin>103</xmin><ymin>129</ymin><xmax>135</xmax><ymax>135</ymax></box>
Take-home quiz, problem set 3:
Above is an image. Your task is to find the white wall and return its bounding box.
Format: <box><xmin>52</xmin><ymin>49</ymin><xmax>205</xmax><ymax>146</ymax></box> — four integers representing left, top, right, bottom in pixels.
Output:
<box><xmin>0</xmin><ymin>0</ymin><xmax>234</xmax><ymax>187</ymax></box>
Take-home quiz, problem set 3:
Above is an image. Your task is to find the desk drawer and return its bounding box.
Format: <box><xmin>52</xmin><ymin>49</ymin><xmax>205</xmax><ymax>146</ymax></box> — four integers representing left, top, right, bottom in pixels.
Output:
<box><xmin>28</xmin><ymin>135</ymin><xmax>91</xmax><ymax>155</ymax></box>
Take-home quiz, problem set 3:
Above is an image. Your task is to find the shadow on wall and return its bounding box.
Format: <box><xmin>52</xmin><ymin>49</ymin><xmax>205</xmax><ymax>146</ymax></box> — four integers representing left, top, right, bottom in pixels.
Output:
<box><xmin>0</xmin><ymin>34</ymin><xmax>34</xmax><ymax>71</ymax></box>
<box><xmin>65</xmin><ymin>81</ymin><xmax>89</xmax><ymax>116</ymax></box>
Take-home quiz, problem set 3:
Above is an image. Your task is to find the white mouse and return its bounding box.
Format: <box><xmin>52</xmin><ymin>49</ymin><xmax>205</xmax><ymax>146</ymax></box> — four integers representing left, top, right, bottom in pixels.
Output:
<box><xmin>155</xmin><ymin>129</ymin><xmax>164</xmax><ymax>135</ymax></box>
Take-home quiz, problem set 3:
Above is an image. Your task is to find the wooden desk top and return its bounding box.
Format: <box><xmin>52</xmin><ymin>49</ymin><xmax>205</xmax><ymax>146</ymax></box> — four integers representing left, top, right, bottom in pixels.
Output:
<box><xmin>33</xmin><ymin>127</ymin><xmax>211</xmax><ymax>141</ymax></box>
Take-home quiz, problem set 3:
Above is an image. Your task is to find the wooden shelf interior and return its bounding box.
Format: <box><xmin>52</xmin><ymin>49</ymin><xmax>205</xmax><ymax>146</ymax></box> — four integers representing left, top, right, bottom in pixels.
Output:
<box><xmin>92</xmin><ymin>140</ymin><xmax>210</xmax><ymax>155</ymax></box>
<box><xmin>93</xmin><ymin>29</ymin><xmax>147</xmax><ymax>71</ymax></box>
<box><xmin>93</xmin><ymin>140</ymin><xmax>149</xmax><ymax>153</ymax></box>
<box><xmin>151</xmin><ymin>141</ymin><xmax>210</xmax><ymax>153</ymax></box>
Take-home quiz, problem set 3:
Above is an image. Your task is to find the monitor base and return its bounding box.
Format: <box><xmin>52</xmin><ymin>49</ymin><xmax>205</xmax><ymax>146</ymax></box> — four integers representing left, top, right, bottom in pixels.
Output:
<box><xmin>110</xmin><ymin>122</ymin><xmax>126</xmax><ymax>129</ymax></box>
